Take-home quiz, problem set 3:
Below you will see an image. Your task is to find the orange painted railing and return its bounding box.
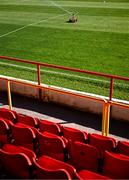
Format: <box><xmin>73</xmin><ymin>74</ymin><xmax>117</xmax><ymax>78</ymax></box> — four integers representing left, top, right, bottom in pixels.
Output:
<box><xmin>0</xmin><ymin>76</ymin><xmax>107</xmax><ymax>135</ymax></box>
<box><xmin>0</xmin><ymin>56</ymin><xmax>129</xmax><ymax>101</ymax></box>
<box><xmin>0</xmin><ymin>76</ymin><xmax>129</xmax><ymax>137</ymax></box>
<box><xmin>0</xmin><ymin>56</ymin><xmax>129</xmax><ymax>136</ymax></box>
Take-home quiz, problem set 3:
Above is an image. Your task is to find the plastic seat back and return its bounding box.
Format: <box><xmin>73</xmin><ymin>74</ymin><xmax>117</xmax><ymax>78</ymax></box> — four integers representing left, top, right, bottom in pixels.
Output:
<box><xmin>34</xmin><ymin>160</ymin><xmax>71</xmax><ymax>179</ymax></box>
<box><xmin>68</xmin><ymin>141</ymin><xmax>99</xmax><ymax>171</ymax></box>
<box><xmin>0</xmin><ymin>108</ymin><xmax>16</xmax><ymax>123</ymax></box>
<box><xmin>17</xmin><ymin>114</ymin><xmax>38</xmax><ymax>128</ymax></box>
<box><xmin>0</xmin><ymin>149</ymin><xmax>33</xmax><ymax>178</ymax></box>
<box><xmin>89</xmin><ymin>133</ymin><xmax>116</xmax><ymax>158</ymax></box>
<box><xmin>11</xmin><ymin>124</ymin><xmax>36</xmax><ymax>151</ymax></box>
<box><xmin>117</xmin><ymin>141</ymin><xmax>129</xmax><ymax>157</ymax></box>
<box><xmin>0</xmin><ymin>119</ymin><xmax>10</xmax><ymax>145</ymax></box>
<box><xmin>103</xmin><ymin>151</ymin><xmax>129</xmax><ymax>179</ymax></box>
<box><xmin>39</xmin><ymin>120</ymin><xmax>61</xmax><ymax>135</ymax></box>
<box><xmin>35</xmin><ymin>155</ymin><xmax>76</xmax><ymax>179</ymax></box>
<box><xmin>77</xmin><ymin>170</ymin><xmax>110</xmax><ymax>179</ymax></box>
<box><xmin>37</xmin><ymin>131</ymin><xmax>66</xmax><ymax>161</ymax></box>
<box><xmin>1</xmin><ymin>108</ymin><xmax>17</xmax><ymax>117</ymax></box>
<box><xmin>63</xmin><ymin>127</ymin><xmax>88</xmax><ymax>143</ymax></box>
<box><xmin>2</xmin><ymin>144</ymin><xmax>36</xmax><ymax>163</ymax></box>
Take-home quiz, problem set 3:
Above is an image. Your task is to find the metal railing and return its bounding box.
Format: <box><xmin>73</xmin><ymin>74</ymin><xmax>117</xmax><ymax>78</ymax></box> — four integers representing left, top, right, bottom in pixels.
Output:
<box><xmin>0</xmin><ymin>56</ymin><xmax>129</xmax><ymax>136</ymax></box>
<box><xmin>0</xmin><ymin>56</ymin><xmax>129</xmax><ymax>101</ymax></box>
<box><xmin>0</xmin><ymin>76</ymin><xmax>129</xmax><ymax>136</ymax></box>
<box><xmin>0</xmin><ymin>76</ymin><xmax>108</xmax><ymax>135</ymax></box>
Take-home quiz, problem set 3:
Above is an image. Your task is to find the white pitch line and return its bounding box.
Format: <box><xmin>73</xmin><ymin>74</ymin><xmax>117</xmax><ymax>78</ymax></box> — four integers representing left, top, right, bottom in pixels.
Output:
<box><xmin>49</xmin><ymin>0</ymin><xmax>72</xmax><ymax>15</ymax></box>
<box><xmin>0</xmin><ymin>13</ymin><xmax>66</xmax><ymax>38</ymax></box>
<box><xmin>0</xmin><ymin>0</ymin><xmax>72</xmax><ymax>39</ymax></box>
<box><xmin>0</xmin><ymin>62</ymin><xmax>104</xmax><ymax>82</ymax></box>
<box><xmin>48</xmin><ymin>0</ymin><xmax>79</xmax><ymax>16</ymax></box>
<box><xmin>0</xmin><ymin>61</ymin><xmax>129</xmax><ymax>88</ymax></box>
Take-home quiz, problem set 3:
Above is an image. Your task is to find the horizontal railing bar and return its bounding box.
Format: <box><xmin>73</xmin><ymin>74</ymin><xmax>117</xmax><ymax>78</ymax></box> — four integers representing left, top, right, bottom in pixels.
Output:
<box><xmin>0</xmin><ymin>76</ymin><xmax>106</xmax><ymax>103</ymax></box>
<box><xmin>0</xmin><ymin>56</ymin><xmax>129</xmax><ymax>82</ymax></box>
<box><xmin>1</xmin><ymin>76</ymin><xmax>129</xmax><ymax>109</ymax></box>
<box><xmin>109</xmin><ymin>101</ymin><xmax>129</xmax><ymax>109</ymax></box>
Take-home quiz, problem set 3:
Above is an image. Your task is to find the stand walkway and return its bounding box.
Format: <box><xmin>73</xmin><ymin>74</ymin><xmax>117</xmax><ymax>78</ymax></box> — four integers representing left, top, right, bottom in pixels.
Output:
<box><xmin>0</xmin><ymin>91</ymin><xmax>129</xmax><ymax>141</ymax></box>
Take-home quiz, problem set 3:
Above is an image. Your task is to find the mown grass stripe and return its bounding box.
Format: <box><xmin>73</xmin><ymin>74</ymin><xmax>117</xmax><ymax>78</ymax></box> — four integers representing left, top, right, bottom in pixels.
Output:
<box><xmin>0</xmin><ymin>61</ymin><xmax>129</xmax><ymax>89</ymax></box>
<box><xmin>1</xmin><ymin>1</ymin><xmax>129</xmax><ymax>9</ymax></box>
<box><xmin>0</xmin><ymin>13</ymin><xmax>66</xmax><ymax>38</ymax></box>
<box><xmin>0</xmin><ymin>0</ymin><xmax>129</xmax><ymax>100</ymax></box>
<box><xmin>1</xmin><ymin>5</ymin><xmax>129</xmax><ymax>17</ymax></box>
<box><xmin>0</xmin><ymin>9</ymin><xmax>129</xmax><ymax>34</ymax></box>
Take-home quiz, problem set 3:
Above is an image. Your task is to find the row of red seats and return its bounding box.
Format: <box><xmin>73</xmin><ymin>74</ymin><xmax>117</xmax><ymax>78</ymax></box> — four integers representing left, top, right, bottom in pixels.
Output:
<box><xmin>1</xmin><ymin>144</ymin><xmax>113</xmax><ymax>179</ymax></box>
<box><xmin>0</xmin><ymin>108</ymin><xmax>129</xmax><ymax>157</ymax></box>
<box><xmin>0</xmin><ymin>108</ymin><xmax>129</xmax><ymax>179</ymax></box>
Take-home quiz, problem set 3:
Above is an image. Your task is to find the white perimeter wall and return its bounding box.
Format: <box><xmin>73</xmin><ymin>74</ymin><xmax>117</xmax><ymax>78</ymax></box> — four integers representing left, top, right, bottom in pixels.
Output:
<box><xmin>0</xmin><ymin>75</ymin><xmax>129</xmax><ymax>122</ymax></box>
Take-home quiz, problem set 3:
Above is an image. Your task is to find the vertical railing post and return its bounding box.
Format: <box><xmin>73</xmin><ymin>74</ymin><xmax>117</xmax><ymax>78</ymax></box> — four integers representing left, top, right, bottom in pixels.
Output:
<box><xmin>37</xmin><ymin>64</ymin><xmax>41</xmax><ymax>85</ymax></box>
<box><xmin>37</xmin><ymin>64</ymin><xmax>42</xmax><ymax>100</ymax></box>
<box><xmin>102</xmin><ymin>101</ymin><xmax>107</xmax><ymax>136</ymax></box>
<box><xmin>105</xmin><ymin>102</ymin><xmax>111</xmax><ymax>136</ymax></box>
<box><xmin>7</xmin><ymin>80</ymin><xmax>12</xmax><ymax>110</ymax></box>
<box><xmin>109</xmin><ymin>78</ymin><xmax>114</xmax><ymax>101</ymax></box>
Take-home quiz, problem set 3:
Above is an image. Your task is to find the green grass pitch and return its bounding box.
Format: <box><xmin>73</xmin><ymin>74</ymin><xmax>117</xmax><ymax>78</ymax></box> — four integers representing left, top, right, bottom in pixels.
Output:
<box><xmin>0</xmin><ymin>0</ymin><xmax>129</xmax><ymax>101</ymax></box>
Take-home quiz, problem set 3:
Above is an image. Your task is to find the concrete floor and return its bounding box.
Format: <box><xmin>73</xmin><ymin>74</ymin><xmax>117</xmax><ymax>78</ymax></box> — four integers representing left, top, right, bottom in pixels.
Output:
<box><xmin>0</xmin><ymin>91</ymin><xmax>129</xmax><ymax>141</ymax></box>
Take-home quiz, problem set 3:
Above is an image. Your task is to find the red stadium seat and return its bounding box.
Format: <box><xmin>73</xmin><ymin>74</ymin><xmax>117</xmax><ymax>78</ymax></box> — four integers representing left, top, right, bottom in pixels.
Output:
<box><xmin>103</xmin><ymin>151</ymin><xmax>129</xmax><ymax>179</ymax></box>
<box><xmin>68</xmin><ymin>141</ymin><xmax>99</xmax><ymax>172</ymax></box>
<box><xmin>77</xmin><ymin>170</ymin><xmax>111</xmax><ymax>179</ymax></box>
<box><xmin>0</xmin><ymin>119</ymin><xmax>11</xmax><ymax>145</ymax></box>
<box><xmin>34</xmin><ymin>155</ymin><xmax>76</xmax><ymax>179</ymax></box>
<box><xmin>34</xmin><ymin>162</ymin><xmax>71</xmax><ymax>179</ymax></box>
<box><xmin>37</xmin><ymin>131</ymin><xmax>67</xmax><ymax>161</ymax></box>
<box><xmin>0</xmin><ymin>149</ymin><xmax>33</xmax><ymax>178</ymax></box>
<box><xmin>17</xmin><ymin>114</ymin><xmax>38</xmax><ymax>128</ymax></box>
<box><xmin>39</xmin><ymin>119</ymin><xmax>62</xmax><ymax>135</ymax></box>
<box><xmin>11</xmin><ymin>124</ymin><xmax>37</xmax><ymax>151</ymax></box>
<box><xmin>1</xmin><ymin>108</ymin><xmax>18</xmax><ymax>118</ymax></box>
<box><xmin>89</xmin><ymin>133</ymin><xmax>116</xmax><ymax>158</ymax></box>
<box><xmin>63</xmin><ymin>127</ymin><xmax>88</xmax><ymax>143</ymax></box>
<box><xmin>117</xmin><ymin>141</ymin><xmax>129</xmax><ymax>157</ymax></box>
<box><xmin>2</xmin><ymin>143</ymin><xmax>36</xmax><ymax>163</ymax></box>
<box><xmin>0</xmin><ymin>108</ymin><xmax>16</xmax><ymax>125</ymax></box>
